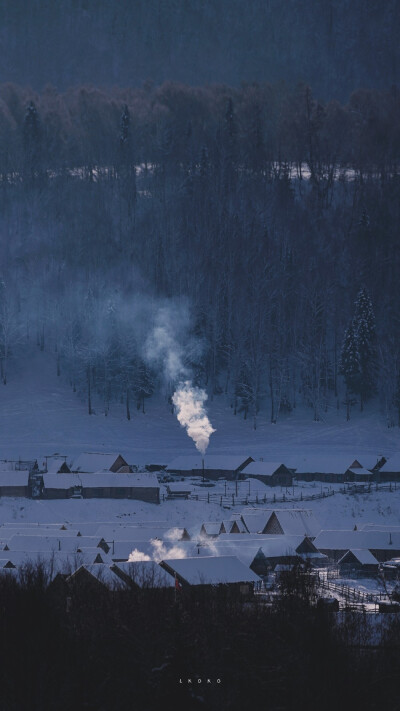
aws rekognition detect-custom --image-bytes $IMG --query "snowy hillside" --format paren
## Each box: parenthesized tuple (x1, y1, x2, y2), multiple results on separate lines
(0, 350, 399, 467)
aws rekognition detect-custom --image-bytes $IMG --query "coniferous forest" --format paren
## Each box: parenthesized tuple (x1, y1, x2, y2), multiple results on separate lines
(0, 80, 399, 425)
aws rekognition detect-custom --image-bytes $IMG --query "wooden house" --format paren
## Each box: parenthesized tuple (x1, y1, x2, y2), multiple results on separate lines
(338, 549, 380, 576)
(166, 455, 254, 481)
(240, 461, 293, 487)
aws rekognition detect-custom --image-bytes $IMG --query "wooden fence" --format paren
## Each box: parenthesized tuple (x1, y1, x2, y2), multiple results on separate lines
(187, 488, 335, 507)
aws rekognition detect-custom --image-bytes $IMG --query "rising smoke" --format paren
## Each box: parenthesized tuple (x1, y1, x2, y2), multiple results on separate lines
(144, 304, 215, 454)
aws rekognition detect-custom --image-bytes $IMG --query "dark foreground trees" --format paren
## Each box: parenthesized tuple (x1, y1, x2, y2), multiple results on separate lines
(0, 566, 399, 710)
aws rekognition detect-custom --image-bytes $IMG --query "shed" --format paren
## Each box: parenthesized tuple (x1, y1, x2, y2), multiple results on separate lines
(166, 455, 253, 481)
(166, 483, 193, 499)
(241, 461, 293, 487)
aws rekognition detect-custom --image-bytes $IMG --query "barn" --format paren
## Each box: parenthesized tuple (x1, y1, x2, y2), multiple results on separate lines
(166, 455, 253, 480)
(241, 461, 293, 487)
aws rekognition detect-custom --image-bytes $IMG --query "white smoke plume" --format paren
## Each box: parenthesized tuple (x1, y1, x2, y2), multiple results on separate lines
(144, 305, 216, 454)
(164, 527, 185, 542)
(128, 548, 151, 562)
(172, 381, 215, 455)
(150, 538, 187, 562)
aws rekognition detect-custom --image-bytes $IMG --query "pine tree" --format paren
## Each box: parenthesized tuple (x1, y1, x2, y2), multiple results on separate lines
(23, 101, 42, 183)
(352, 287, 377, 409)
(339, 322, 360, 420)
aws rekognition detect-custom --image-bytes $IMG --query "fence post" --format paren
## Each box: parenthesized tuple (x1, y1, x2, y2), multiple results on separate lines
(207, 492, 210, 503)
(232, 494, 234, 506)
(220, 496, 222, 506)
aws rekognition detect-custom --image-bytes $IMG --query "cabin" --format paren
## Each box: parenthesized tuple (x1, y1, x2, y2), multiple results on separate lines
(241, 461, 293, 487)
(338, 549, 380, 577)
(289, 454, 385, 483)
(166, 455, 253, 481)
(0, 471, 30, 497)
(72, 452, 129, 473)
(159, 555, 261, 597)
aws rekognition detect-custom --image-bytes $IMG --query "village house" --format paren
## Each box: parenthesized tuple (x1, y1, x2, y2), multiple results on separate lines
(159, 555, 261, 596)
(0, 471, 30, 498)
(239, 509, 321, 538)
(166, 455, 253, 480)
(240, 461, 293, 487)
(376, 454, 400, 482)
(337, 549, 380, 577)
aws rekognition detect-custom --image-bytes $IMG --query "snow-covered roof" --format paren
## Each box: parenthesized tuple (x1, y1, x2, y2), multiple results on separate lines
(241, 462, 287, 477)
(240, 512, 271, 534)
(0, 472, 29, 487)
(0, 527, 81, 539)
(0, 462, 29, 472)
(95, 524, 187, 542)
(380, 454, 400, 473)
(2, 535, 105, 554)
(200, 523, 222, 536)
(112, 561, 175, 588)
(44, 458, 70, 473)
(161, 556, 261, 585)
(72, 452, 127, 473)
(166, 455, 252, 472)
(166, 482, 193, 492)
(314, 530, 400, 551)
(347, 467, 373, 477)
(359, 524, 400, 532)
(288, 455, 363, 475)
(70, 564, 128, 589)
(267, 510, 321, 537)
(338, 549, 379, 565)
